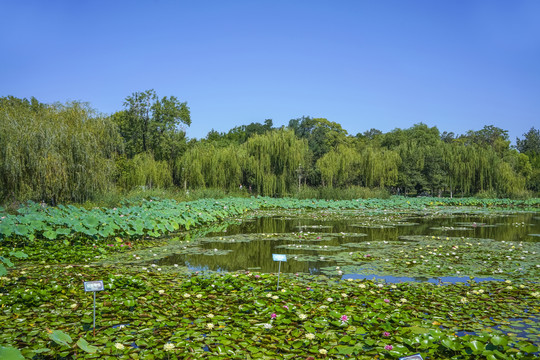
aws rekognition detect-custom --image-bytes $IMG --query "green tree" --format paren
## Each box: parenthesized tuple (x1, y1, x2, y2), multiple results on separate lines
(288, 117, 348, 159)
(381, 123, 442, 194)
(517, 127, 540, 155)
(244, 129, 309, 196)
(113, 89, 191, 161)
(0, 97, 121, 204)
(461, 125, 510, 155)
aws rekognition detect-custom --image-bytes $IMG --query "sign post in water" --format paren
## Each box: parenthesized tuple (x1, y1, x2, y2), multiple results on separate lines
(84, 281, 104, 336)
(272, 254, 287, 291)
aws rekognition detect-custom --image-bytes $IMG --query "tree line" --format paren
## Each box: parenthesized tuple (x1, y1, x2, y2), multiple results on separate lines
(1, 92, 538, 204)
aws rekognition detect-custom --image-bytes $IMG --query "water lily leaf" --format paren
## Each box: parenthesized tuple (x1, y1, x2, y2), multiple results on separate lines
(49, 330, 72, 347)
(0, 254, 14, 267)
(468, 340, 485, 353)
(490, 335, 508, 346)
(76, 337, 98, 353)
(43, 230, 57, 240)
(336, 345, 355, 354)
(83, 216, 99, 228)
(9, 251, 28, 259)
(32, 348, 51, 354)
(0, 346, 24, 360)
(518, 341, 538, 353)
(441, 337, 459, 351)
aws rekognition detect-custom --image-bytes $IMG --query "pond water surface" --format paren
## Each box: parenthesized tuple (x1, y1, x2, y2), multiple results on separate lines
(157, 210, 539, 282)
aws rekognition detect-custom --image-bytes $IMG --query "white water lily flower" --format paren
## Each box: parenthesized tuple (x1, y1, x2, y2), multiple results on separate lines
(263, 323, 273, 329)
(158, 290, 165, 294)
(114, 343, 125, 350)
(305, 333, 316, 340)
(207, 323, 214, 329)
(207, 314, 214, 318)
(164, 343, 175, 351)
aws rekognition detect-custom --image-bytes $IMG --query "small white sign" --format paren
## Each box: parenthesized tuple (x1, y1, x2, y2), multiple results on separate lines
(272, 254, 287, 262)
(399, 354, 423, 360)
(84, 281, 104, 292)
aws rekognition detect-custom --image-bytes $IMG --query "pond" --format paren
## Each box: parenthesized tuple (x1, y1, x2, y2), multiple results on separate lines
(155, 210, 539, 282)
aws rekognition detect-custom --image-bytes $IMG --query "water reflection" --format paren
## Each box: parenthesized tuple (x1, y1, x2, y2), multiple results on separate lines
(158, 212, 539, 279)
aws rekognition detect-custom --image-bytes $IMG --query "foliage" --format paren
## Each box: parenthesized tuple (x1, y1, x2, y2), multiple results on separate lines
(517, 127, 540, 155)
(0, 97, 121, 204)
(1, 197, 538, 250)
(1, 94, 538, 201)
(295, 186, 390, 200)
(244, 129, 310, 196)
(115, 153, 173, 191)
(112, 89, 190, 162)
(1, 198, 539, 358)
(0, 266, 538, 359)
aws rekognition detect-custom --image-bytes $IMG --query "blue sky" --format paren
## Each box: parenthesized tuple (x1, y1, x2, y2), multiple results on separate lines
(1, 0, 539, 142)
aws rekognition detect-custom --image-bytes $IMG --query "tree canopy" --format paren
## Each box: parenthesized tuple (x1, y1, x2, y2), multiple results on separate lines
(0, 94, 537, 203)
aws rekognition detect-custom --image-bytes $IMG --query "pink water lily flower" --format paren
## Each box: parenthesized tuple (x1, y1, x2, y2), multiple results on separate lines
(383, 331, 390, 337)
(384, 344, 393, 350)
(271, 313, 277, 319)
(340, 315, 349, 322)
(384, 299, 390, 303)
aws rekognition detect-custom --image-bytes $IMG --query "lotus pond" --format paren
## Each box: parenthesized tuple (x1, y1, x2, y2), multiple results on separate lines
(0, 197, 539, 359)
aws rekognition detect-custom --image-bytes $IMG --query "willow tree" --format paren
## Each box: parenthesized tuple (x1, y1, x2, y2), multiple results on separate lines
(358, 146, 401, 188)
(316, 144, 400, 189)
(316, 145, 359, 187)
(116, 153, 172, 190)
(0, 97, 122, 203)
(178, 143, 245, 191)
(243, 129, 309, 196)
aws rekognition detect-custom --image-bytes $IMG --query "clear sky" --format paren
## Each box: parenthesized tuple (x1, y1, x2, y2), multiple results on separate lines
(1, 0, 539, 142)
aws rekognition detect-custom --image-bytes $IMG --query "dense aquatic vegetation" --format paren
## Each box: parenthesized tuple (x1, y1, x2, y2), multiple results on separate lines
(1, 197, 538, 250)
(0, 197, 539, 359)
(0, 268, 538, 359)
